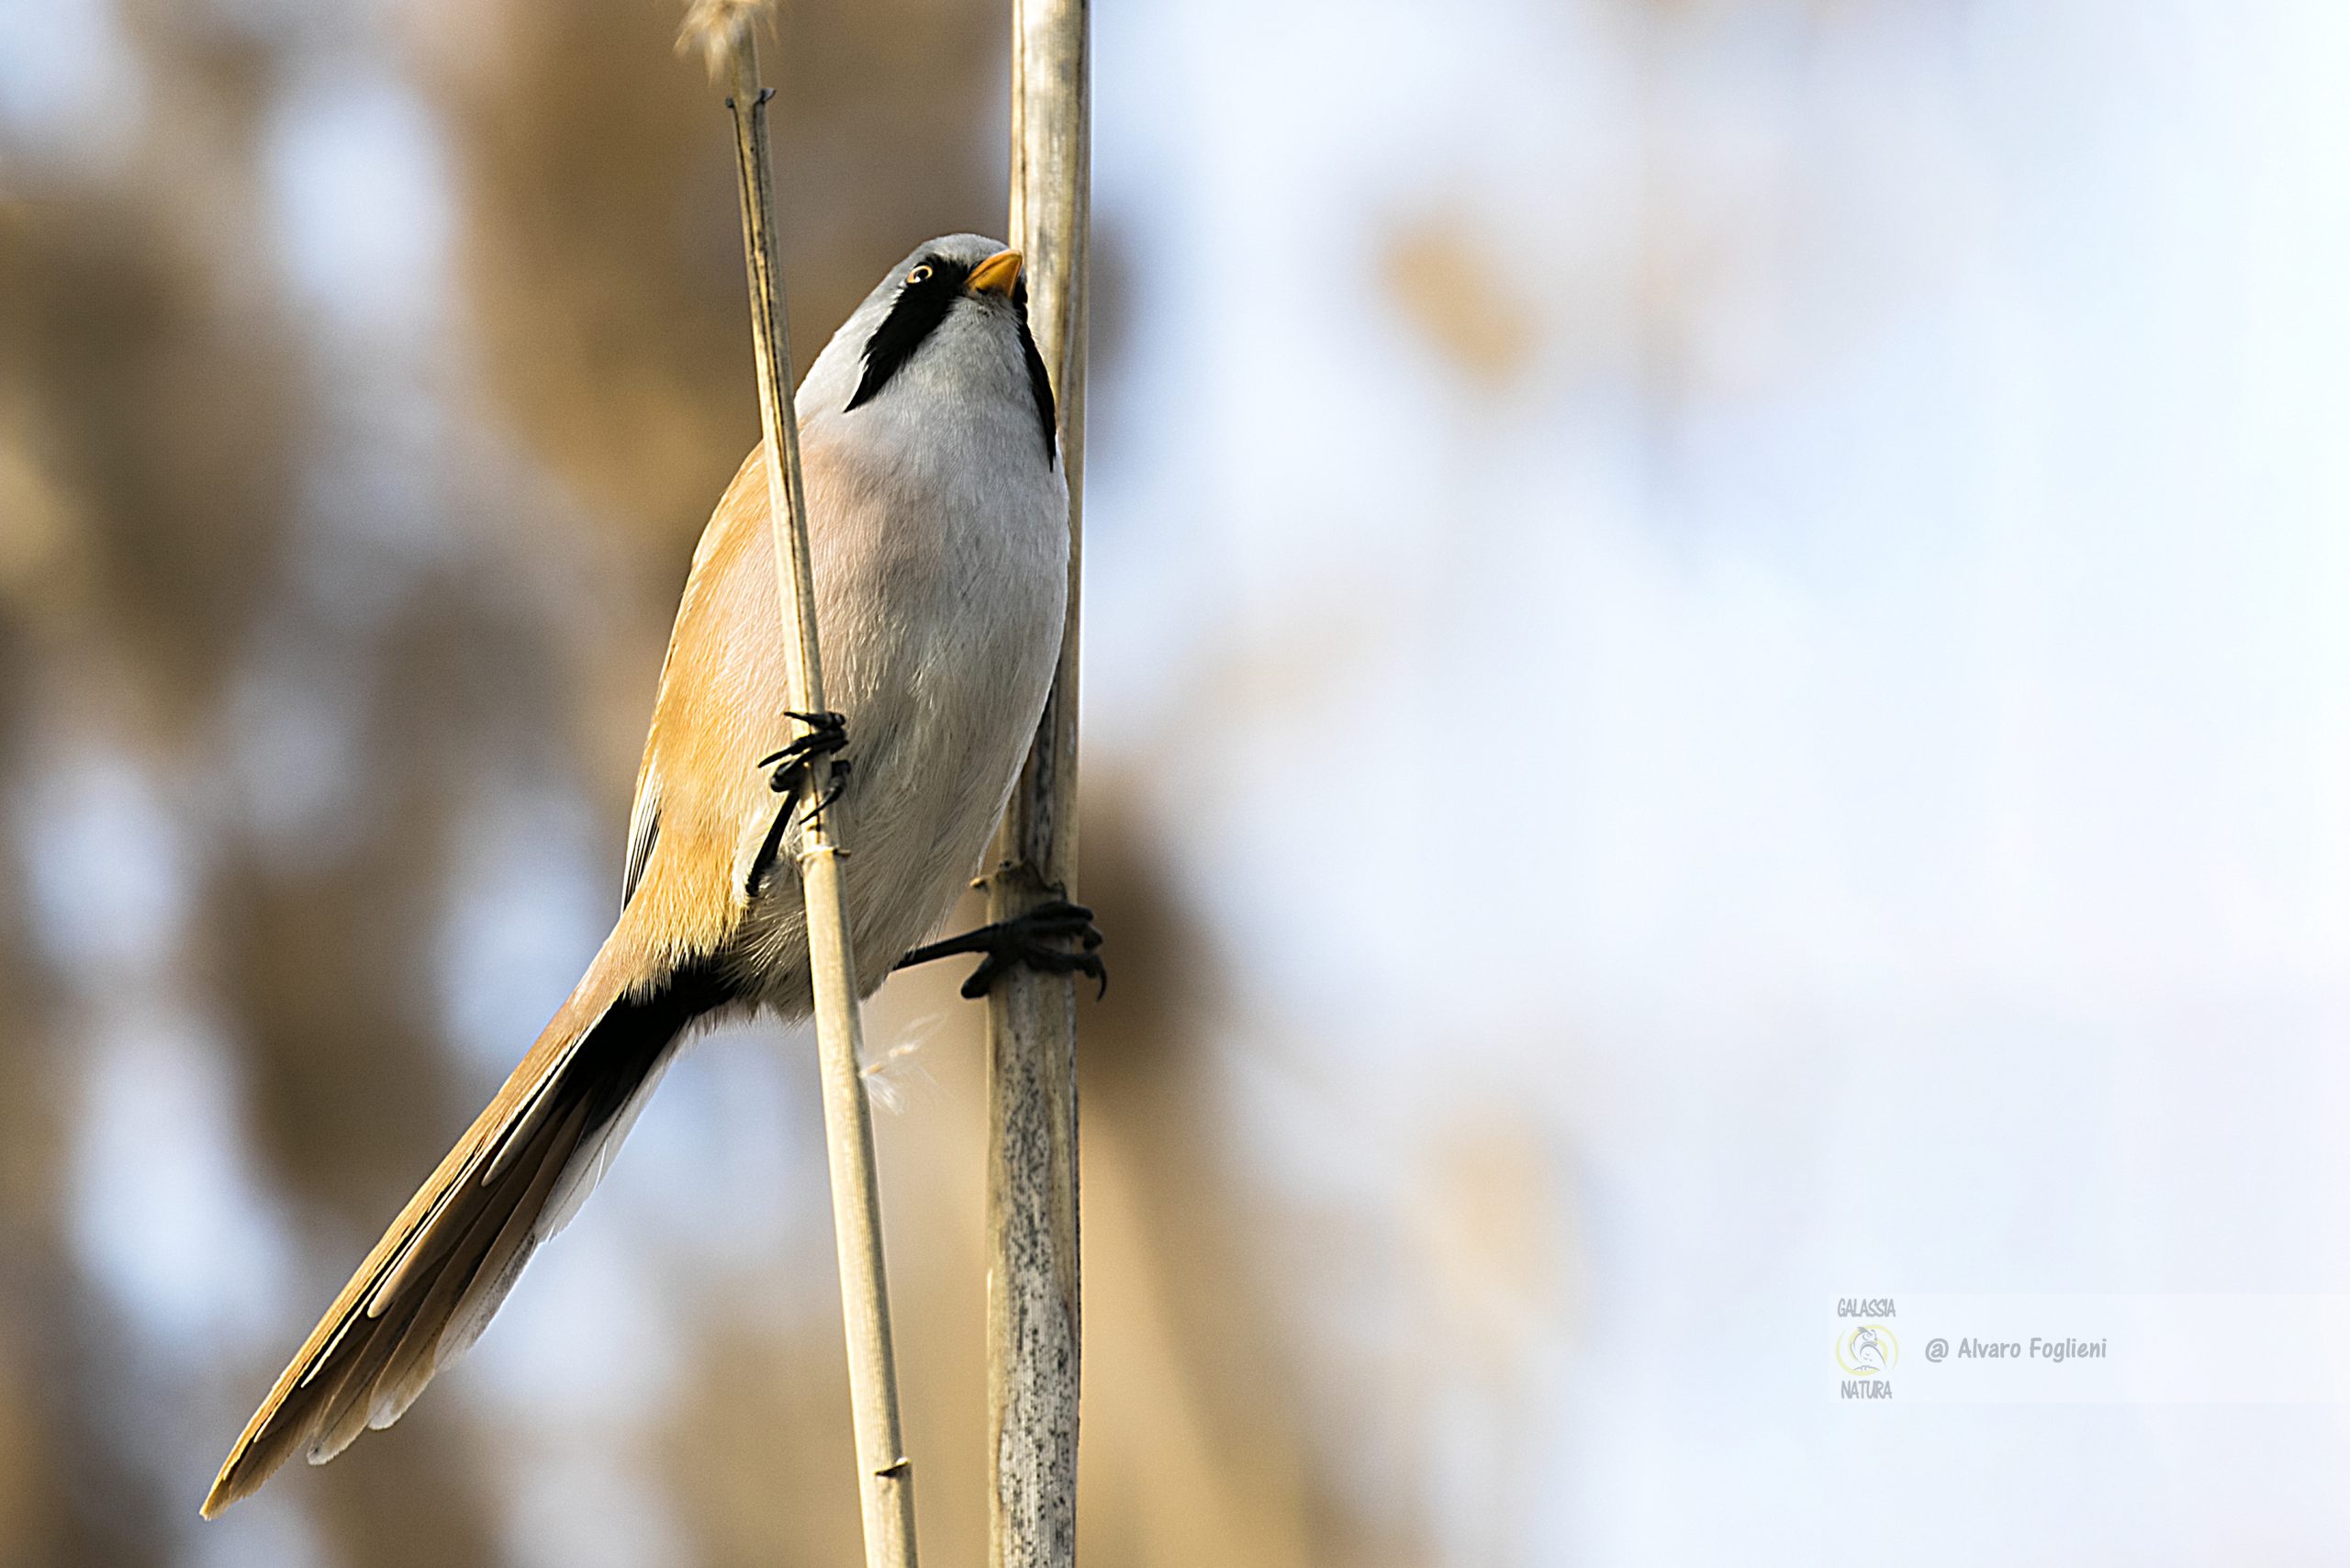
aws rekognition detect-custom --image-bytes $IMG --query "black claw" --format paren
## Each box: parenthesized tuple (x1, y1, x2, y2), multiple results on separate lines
(745, 713, 851, 896)
(894, 899, 1107, 1000)
(761, 711, 849, 818)
(760, 711, 848, 788)
(804, 756, 851, 825)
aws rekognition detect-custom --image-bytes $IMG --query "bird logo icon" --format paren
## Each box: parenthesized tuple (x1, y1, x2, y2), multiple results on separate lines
(1837, 1324, 1900, 1376)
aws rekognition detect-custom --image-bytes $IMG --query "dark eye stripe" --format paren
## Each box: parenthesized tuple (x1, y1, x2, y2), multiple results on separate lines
(845, 256, 968, 411)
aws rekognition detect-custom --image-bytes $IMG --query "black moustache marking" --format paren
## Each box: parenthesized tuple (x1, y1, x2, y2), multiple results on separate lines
(845, 254, 1058, 470)
(846, 254, 970, 412)
(1013, 273, 1058, 468)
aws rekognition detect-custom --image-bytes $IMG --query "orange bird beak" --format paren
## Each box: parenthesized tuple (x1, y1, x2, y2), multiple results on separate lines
(967, 249, 1023, 297)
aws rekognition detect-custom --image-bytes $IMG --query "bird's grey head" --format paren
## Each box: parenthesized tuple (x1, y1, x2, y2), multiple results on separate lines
(800, 234, 1058, 468)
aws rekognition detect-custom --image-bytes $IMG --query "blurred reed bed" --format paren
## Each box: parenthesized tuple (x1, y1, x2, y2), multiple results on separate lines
(0, 3, 1462, 1565)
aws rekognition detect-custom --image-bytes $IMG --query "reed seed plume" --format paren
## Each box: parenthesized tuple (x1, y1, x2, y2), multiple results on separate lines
(677, 0, 772, 79)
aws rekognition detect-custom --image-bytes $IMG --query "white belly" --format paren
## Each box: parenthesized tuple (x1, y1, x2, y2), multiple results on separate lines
(734, 420, 1068, 1003)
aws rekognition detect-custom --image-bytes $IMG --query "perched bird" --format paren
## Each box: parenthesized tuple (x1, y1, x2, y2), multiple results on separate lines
(203, 234, 1102, 1516)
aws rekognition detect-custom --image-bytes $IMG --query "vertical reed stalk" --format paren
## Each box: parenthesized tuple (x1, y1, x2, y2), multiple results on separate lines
(704, 16, 921, 1568)
(987, 1, 1090, 1563)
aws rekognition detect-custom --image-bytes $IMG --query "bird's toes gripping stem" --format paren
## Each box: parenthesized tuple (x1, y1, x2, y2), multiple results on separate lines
(758, 711, 850, 823)
(892, 898, 1107, 1001)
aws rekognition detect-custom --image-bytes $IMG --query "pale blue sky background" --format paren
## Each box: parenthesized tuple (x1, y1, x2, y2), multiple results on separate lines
(1082, 4, 2350, 1560)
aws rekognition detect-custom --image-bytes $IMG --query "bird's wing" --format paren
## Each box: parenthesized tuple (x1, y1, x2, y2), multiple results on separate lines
(618, 450, 766, 908)
(621, 442, 817, 936)
(621, 779, 661, 908)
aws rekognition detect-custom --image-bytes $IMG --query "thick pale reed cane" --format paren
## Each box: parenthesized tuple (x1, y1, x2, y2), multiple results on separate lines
(986, 2, 1090, 1564)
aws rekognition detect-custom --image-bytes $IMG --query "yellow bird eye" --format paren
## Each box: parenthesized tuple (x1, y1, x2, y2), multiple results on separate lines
(906, 264, 934, 285)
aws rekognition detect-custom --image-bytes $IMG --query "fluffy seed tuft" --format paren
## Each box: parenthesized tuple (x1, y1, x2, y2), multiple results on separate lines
(677, 0, 771, 79)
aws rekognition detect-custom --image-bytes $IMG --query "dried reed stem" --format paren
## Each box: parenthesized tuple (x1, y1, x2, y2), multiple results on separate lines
(986, 1, 1090, 1563)
(706, 20, 921, 1568)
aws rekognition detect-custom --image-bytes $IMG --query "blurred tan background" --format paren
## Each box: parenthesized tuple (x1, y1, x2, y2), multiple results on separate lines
(11, 0, 2350, 1563)
(0, 2, 1478, 1564)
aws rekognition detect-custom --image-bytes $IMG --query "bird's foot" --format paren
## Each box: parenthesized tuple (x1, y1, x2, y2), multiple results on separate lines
(893, 900, 1106, 1000)
(744, 713, 850, 896)
(759, 711, 850, 823)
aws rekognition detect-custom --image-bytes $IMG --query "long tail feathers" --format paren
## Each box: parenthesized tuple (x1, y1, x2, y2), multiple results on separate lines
(201, 953, 730, 1518)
